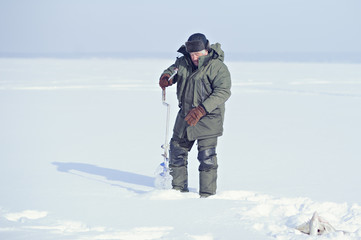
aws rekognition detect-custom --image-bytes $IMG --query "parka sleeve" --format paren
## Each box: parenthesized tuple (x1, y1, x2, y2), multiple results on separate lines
(161, 58, 181, 84)
(201, 63, 231, 113)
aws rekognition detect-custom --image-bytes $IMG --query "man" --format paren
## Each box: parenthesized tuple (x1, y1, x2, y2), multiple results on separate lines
(159, 33, 231, 197)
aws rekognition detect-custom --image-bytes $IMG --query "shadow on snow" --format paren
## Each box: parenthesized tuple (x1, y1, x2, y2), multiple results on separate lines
(52, 162, 155, 194)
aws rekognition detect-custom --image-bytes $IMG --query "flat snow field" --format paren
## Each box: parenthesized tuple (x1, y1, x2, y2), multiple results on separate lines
(1, 58, 361, 239)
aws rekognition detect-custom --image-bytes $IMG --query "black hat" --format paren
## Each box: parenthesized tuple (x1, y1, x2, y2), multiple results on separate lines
(185, 33, 209, 53)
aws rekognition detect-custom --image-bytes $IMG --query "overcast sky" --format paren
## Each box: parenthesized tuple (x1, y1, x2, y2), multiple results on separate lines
(0, 0, 360, 59)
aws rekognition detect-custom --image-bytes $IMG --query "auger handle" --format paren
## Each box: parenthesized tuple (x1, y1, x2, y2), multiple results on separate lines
(162, 68, 178, 102)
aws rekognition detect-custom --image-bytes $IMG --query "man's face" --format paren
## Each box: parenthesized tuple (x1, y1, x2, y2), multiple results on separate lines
(189, 50, 208, 66)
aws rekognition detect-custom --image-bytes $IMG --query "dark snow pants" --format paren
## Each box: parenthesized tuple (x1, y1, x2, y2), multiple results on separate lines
(169, 136, 218, 196)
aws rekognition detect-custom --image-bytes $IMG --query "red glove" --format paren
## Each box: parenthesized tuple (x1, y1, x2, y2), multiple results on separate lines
(159, 74, 173, 90)
(185, 105, 206, 126)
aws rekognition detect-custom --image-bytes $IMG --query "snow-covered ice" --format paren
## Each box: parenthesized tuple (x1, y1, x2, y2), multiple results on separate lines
(1, 58, 361, 239)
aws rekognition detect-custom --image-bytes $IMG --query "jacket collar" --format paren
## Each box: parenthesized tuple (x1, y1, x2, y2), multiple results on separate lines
(177, 45, 213, 69)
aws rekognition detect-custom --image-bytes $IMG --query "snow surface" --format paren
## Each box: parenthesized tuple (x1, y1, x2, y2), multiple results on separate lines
(1, 58, 361, 239)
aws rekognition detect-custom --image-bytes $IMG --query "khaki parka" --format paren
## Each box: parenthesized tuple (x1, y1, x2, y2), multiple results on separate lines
(162, 43, 231, 141)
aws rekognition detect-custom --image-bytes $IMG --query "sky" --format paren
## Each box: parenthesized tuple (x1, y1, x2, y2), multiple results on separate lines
(0, 0, 360, 60)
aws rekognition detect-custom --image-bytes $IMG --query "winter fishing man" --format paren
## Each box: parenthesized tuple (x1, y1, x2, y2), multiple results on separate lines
(159, 33, 231, 197)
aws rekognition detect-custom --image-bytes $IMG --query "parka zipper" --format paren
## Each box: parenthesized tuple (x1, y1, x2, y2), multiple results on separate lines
(181, 53, 211, 108)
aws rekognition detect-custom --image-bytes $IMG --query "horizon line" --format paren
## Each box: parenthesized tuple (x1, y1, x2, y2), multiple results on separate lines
(0, 51, 360, 63)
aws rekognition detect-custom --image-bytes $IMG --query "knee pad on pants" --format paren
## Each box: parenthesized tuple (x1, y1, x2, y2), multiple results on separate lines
(169, 141, 189, 167)
(198, 148, 218, 171)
